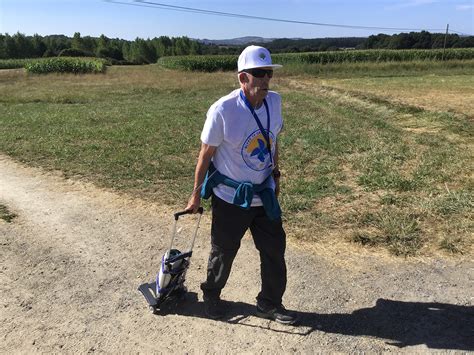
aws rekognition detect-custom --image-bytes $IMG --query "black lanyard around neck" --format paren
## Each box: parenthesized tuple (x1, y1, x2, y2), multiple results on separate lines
(239, 90, 273, 166)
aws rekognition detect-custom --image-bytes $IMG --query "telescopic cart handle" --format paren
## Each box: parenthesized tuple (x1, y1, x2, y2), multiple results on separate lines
(174, 207, 204, 220)
(167, 207, 204, 256)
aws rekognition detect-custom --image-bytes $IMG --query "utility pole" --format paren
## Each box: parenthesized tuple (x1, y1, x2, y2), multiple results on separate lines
(442, 23, 449, 60)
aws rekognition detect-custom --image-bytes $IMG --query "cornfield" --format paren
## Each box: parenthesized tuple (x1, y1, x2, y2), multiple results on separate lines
(0, 58, 37, 69)
(24, 57, 107, 74)
(158, 48, 474, 72)
(157, 55, 236, 72)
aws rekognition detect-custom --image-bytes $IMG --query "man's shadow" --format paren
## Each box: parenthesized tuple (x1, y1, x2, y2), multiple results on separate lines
(157, 293, 473, 350)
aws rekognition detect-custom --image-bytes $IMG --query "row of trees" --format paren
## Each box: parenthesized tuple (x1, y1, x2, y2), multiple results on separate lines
(262, 37, 366, 53)
(259, 32, 474, 53)
(1, 31, 473, 63)
(0, 32, 207, 63)
(360, 31, 474, 50)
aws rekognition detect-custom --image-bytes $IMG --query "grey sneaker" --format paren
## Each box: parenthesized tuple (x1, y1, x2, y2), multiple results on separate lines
(256, 304, 298, 325)
(203, 297, 225, 320)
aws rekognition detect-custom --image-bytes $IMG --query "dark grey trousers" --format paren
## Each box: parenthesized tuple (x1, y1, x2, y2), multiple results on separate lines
(200, 195, 287, 309)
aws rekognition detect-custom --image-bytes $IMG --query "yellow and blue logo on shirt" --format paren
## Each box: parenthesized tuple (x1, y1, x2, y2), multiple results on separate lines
(241, 129, 274, 171)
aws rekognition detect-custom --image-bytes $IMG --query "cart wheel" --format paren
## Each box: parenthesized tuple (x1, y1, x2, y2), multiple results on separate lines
(149, 305, 158, 314)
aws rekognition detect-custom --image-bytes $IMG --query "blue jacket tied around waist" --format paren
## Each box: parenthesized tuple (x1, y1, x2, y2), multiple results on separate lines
(200, 163, 282, 220)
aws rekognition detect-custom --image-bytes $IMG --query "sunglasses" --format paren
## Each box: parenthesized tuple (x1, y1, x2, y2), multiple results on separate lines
(242, 68, 273, 78)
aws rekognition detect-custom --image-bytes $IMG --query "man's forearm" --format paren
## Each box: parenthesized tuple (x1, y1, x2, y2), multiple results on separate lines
(192, 152, 212, 195)
(186, 143, 216, 212)
(197, 144, 217, 186)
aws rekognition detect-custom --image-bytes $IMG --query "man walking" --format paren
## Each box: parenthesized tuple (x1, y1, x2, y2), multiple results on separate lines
(186, 45, 296, 325)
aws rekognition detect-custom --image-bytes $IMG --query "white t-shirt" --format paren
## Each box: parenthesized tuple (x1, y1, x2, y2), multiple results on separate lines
(201, 89, 283, 206)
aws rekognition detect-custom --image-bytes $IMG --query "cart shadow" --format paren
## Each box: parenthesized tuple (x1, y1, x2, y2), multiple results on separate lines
(157, 293, 474, 350)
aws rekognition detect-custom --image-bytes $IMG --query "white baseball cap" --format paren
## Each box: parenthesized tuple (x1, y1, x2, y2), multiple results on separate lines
(237, 45, 282, 72)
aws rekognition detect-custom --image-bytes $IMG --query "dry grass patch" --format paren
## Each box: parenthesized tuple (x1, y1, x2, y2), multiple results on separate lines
(279, 75, 472, 256)
(321, 74, 474, 118)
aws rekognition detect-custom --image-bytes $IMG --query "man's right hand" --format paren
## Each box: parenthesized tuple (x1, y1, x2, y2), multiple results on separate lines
(185, 192, 201, 214)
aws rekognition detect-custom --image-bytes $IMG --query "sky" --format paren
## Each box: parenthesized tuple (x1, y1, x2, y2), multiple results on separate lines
(1, 0, 473, 40)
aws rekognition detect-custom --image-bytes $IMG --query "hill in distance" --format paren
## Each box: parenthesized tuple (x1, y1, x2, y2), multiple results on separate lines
(198, 36, 282, 45)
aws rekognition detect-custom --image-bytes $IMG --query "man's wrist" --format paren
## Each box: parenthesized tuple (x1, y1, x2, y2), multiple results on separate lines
(273, 168, 281, 179)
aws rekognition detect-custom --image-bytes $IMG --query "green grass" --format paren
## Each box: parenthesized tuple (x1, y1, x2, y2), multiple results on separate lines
(0, 204, 17, 223)
(0, 66, 236, 204)
(351, 207, 423, 256)
(278, 59, 474, 78)
(0, 62, 472, 256)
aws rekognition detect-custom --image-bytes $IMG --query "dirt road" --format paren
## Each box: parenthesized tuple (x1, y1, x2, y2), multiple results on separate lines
(1, 154, 473, 353)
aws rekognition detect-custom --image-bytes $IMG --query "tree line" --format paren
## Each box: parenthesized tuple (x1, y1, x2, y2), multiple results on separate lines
(0, 32, 207, 64)
(0, 31, 472, 63)
(261, 32, 473, 52)
(359, 31, 474, 50)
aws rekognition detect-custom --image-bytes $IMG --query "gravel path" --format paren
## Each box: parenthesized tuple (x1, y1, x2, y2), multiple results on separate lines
(1, 154, 473, 353)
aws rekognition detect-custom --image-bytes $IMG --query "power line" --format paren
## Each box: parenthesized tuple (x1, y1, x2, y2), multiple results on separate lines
(105, 0, 452, 33)
(449, 29, 473, 36)
(105, 0, 473, 36)
(103, 0, 220, 16)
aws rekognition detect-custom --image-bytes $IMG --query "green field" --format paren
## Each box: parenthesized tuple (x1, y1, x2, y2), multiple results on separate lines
(157, 48, 474, 71)
(0, 61, 472, 256)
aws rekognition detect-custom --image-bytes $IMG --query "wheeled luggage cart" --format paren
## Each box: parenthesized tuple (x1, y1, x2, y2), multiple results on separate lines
(138, 207, 204, 314)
